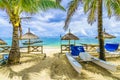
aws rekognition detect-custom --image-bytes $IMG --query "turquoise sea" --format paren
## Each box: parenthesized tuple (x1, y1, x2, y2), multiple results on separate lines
(2, 36, 120, 47)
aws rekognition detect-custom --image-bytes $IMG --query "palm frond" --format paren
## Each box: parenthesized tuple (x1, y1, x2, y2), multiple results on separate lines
(38, 0, 65, 11)
(64, 0, 81, 30)
(20, 0, 65, 14)
(20, 0, 40, 13)
(0, 0, 5, 9)
(104, 0, 112, 18)
(83, 0, 93, 13)
(87, 0, 97, 25)
(110, 0, 120, 18)
(56, 0, 62, 3)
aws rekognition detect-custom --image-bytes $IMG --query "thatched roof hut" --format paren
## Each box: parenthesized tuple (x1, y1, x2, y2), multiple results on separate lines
(61, 29, 79, 45)
(21, 28, 39, 40)
(96, 29, 116, 39)
(60, 29, 79, 53)
(61, 30, 79, 40)
(61, 32, 79, 40)
(21, 28, 39, 53)
(0, 39, 7, 45)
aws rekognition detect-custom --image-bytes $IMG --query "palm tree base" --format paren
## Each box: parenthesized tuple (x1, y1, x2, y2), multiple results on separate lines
(8, 49, 20, 65)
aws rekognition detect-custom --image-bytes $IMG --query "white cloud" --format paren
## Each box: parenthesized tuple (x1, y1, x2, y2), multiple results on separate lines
(0, 17, 10, 26)
(0, 0, 120, 39)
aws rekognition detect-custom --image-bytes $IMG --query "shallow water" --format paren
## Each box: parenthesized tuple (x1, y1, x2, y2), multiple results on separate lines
(2, 36, 120, 47)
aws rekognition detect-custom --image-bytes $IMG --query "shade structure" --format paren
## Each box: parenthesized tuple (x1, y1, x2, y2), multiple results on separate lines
(61, 29, 79, 53)
(96, 28, 116, 39)
(0, 39, 7, 45)
(21, 28, 39, 40)
(21, 28, 39, 53)
(61, 30, 79, 40)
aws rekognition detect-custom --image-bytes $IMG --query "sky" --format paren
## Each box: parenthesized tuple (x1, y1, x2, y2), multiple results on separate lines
(0, 0, 120, 39)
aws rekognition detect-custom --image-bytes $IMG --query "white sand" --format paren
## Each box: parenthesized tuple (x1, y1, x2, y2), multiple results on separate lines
(29, 69, 52, 80)
(0, 47, 120, 80)
(43, 46, 60, 57)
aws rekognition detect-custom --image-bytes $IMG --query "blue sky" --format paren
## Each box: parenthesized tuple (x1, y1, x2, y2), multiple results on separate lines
(0, 0, 120, 39)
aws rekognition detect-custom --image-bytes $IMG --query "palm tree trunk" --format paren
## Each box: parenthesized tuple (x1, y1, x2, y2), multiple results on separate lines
(8, 24, 20, 64)
(98, 0, 106, 61)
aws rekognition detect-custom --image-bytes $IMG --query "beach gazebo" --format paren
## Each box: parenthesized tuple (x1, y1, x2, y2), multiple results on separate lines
(96, 28, 116, 39)
(0, 39, 7, 45)
(61, 29, 79, 53)
(21, 28, 39, 53)
(0, 39, 10, 53)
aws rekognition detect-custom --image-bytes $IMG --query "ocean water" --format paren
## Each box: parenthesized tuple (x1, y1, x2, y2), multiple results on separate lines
(2, 37, 120, 47)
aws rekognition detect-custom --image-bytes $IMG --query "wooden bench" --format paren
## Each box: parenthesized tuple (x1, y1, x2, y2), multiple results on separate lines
(0, 46, 11, 53)
(61, 44, 70, 53)
(30, 46, 43, 54)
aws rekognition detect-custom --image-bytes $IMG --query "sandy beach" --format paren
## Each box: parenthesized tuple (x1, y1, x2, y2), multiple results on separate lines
(0, 47, 120, 80)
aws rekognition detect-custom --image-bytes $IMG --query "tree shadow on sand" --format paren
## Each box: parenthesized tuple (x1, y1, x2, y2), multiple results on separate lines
(0, 53, 48, 80)
(0, 53, 120, 80)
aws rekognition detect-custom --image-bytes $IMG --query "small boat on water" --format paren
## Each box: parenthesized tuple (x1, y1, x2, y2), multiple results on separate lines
(66, 53, 82, 73)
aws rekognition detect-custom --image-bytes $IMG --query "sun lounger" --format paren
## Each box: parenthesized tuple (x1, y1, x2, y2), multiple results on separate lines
(79, 52, 93, 61)
(3, 54, 9, 60)
(70, 45, 85, 57)
(72, 45, 117, 71)
(79, 52, 117, 71)
(105, 43, 120, 57)
(66, 53, 82, 73)
(0, 54, 8, 65)
(92, 57, 117, 71)
(105, 43, 119, 52)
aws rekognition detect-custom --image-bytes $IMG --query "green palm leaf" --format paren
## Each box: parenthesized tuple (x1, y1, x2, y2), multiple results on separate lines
(64, 0, 81, 30)
(0, 0, 65, 64)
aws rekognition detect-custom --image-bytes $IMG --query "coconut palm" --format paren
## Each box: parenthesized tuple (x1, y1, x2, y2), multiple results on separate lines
(0, 0, 64, 64)
(64, 0, 120, 60)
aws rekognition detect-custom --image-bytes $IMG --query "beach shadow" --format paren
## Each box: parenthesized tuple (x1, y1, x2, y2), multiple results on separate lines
(0, 53, 120, 80)
(0, 53, 47, 80)
(50, 54, 82, 80)
(80, 61, 120, 80)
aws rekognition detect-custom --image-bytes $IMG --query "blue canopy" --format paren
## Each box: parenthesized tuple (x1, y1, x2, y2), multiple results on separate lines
(104, 43, 119, 52)
(3, 54, 9, 60)
(70, 45, 85, 56)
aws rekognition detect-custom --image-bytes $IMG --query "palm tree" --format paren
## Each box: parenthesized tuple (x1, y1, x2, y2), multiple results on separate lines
(64, 0, 120, 60)
(0, 0, 64, 64)
(83, 0, 120, 61)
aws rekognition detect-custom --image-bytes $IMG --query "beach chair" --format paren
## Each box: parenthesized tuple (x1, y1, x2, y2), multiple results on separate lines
(104, 43, 120, 57)
(66, 53, 82, 73)
(70, 45, 85, 57)
(64, 45, 84, 73)
(0, 54, 9, 65)
(70, 45, 93, 61)
(3, 54, 9, 60)
(70, 45, 117, 71)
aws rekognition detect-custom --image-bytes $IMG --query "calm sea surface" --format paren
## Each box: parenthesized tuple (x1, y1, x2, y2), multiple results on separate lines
(2, 37, 120, 47)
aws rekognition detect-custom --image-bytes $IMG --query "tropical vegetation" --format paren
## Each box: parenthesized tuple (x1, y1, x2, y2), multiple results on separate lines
(0, 0, 64, 64)
(64, 0, 120, 60)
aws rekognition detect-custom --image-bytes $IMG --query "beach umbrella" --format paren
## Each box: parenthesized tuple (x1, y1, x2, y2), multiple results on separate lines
(96, 28, 116, 39)
(0, 39, 7, 45)
(61, 29, 79, 39)
(61, 29, 79, 52)
(21, 28, 39, 53)
(21, 29, 39, 40)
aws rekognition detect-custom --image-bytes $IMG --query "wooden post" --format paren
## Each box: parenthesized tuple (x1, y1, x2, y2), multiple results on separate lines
(69, 29, 71, 53)
(69, 40, 70, 53)
(74, 40, 75, 45)
(28, 39, 30, 53)
(61, 45, 62, 54)
(60, 35, 62, 54)
(41, 46, 43, 54)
